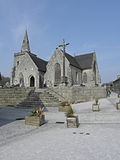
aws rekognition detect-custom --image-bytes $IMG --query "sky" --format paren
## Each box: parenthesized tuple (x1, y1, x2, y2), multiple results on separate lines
(0, 0, 120, 83)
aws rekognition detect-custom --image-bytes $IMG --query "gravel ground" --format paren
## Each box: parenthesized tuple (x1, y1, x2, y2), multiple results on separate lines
(0, 92, 120, 160)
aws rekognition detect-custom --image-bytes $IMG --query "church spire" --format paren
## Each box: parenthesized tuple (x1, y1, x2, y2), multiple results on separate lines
(21, 30, 30, 52)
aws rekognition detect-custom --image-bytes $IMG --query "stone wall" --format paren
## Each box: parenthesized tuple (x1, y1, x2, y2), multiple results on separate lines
(82, 53, 101, 87)
(44, 49, 71, 87)
(0, 86, 106, 107)
(44, 48, 82, 87)
(11, 52, 41, 88)
(0, 88, 31, 106)
(48, 86, 107, 103)
(71, 65, 82, 85)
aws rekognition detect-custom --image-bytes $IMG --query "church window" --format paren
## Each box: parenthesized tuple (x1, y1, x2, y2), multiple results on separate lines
(17, 61, 19, 66)
(54, 63, 61, 85)
(83, 72, 87, 83)
(19, 73, 24, 87)
(93, 62, 97, 84)
(76, 72, 78, 83)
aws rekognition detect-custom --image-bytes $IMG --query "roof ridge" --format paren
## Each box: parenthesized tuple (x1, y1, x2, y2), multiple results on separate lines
(75, 52, 95, 57)
(30, 53, 48, 63)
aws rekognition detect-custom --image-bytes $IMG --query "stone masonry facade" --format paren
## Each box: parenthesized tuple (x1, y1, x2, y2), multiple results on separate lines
(11, 31, 101, 89)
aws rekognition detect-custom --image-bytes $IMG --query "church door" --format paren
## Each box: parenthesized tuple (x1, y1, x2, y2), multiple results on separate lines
(30, 76, 35, 87)
(54, 63, 61, 86)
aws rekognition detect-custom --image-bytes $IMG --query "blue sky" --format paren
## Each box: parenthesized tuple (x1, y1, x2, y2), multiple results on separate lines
(0, 0, 120, 83)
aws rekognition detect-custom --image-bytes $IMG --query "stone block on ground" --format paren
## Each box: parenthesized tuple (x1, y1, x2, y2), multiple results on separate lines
(25, 115, 45, 126)
(66, 116, 79, 128)
(92, 104, 100, 112)
(116, 103, 120, 110)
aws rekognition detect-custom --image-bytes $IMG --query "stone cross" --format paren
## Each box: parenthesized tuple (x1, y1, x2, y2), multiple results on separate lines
(58, 39, 70, 83)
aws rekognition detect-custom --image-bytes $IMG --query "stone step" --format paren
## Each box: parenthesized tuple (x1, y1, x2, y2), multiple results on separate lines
(0, 88, 61, 107)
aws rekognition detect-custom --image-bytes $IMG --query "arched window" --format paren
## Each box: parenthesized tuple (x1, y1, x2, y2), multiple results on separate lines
(76, 72, 78, 83)
(19, 73, 24, 87)
(93, 62, 97, 84)
(30, 76, 35, 87)
(83, 72, 87, 83)
(54, 63, 61, 85)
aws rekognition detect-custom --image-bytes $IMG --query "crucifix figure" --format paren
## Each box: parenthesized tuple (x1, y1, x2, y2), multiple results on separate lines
(58, 39, 70, 84)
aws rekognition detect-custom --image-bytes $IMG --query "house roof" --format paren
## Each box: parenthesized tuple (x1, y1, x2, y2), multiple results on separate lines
(74, 52, 94, 69)
(113, 78, 120, 84)
(29, 53, 48, 72)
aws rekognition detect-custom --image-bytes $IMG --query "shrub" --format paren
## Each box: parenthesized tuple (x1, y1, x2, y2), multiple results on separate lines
(95, 98, 99, 105)
(66, 106, 74, 117)
(27, 107, 44, 117)
(61, 101, 70, 107)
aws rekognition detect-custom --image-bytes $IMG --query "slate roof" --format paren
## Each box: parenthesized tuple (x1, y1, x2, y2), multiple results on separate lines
(29, 49, 94, 72)
(29, 53, 48, 72)
(113, 78, 120, 83)
(63, 49, 94, 70)
(64, 53, 81, 69)
(74, 53, 94, 69)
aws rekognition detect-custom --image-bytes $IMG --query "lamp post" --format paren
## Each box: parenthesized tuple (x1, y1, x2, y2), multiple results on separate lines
(58, 39, 69, 84)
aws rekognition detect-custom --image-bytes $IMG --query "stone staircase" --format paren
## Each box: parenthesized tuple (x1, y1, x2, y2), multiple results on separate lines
(17, 89, 61, 108)
(0, 88, 62, 108)
(16, 90, 42, 108)
(38, 89, 61, 107)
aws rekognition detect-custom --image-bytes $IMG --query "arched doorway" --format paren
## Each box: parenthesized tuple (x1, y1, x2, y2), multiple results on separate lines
(30, 76, 35, 87)
(54, 63, 61, 86)
(19, 73, 24, 87)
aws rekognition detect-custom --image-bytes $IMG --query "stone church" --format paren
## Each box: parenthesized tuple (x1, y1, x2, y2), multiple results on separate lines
(11, 31, 101, 88)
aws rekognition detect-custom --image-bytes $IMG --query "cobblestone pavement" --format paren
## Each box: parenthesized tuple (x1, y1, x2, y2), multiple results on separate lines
(0, 92, 120, 160)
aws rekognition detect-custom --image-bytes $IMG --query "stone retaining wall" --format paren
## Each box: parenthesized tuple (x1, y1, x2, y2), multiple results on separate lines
(0, 86, 107, 107)
(48, 86, 107, 103)
(0, 88, 31, 106)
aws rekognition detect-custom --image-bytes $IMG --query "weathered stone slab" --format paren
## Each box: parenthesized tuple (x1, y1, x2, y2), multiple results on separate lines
(116, 103, 120, 110)
(92, 104, 100, 112)
(66, 116, 79, 128)
(25, 115, 45, 126)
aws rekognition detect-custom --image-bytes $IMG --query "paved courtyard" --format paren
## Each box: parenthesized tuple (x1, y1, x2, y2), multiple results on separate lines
(0, 92, 120, 160)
